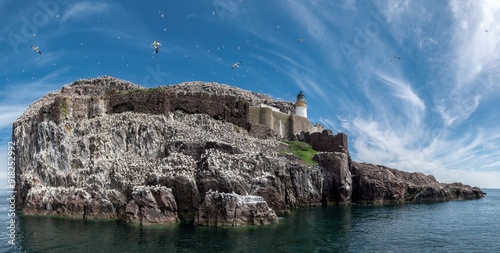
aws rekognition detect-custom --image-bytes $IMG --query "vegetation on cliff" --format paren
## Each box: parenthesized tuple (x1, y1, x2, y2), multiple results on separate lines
(281, 141, 317, 165)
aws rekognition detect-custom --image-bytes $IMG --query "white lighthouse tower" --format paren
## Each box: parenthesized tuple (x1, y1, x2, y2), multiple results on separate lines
(295, 91, 307, 118)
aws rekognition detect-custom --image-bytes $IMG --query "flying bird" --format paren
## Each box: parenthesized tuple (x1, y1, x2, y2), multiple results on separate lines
(231, 61, 242, 69)
(151, 40, 161, 54)
(297, 38, 304, 43)
(31, 46, 41, 54)
(390, 56, 401, 62)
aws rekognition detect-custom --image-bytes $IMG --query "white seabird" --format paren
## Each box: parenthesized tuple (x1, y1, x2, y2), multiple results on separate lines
(31, 46, 41, 54)
(151, 40, 161, 54)
(231, 61, 242, 69)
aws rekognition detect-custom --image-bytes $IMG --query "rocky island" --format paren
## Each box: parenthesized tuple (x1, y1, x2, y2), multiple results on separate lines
(12, 76, 484, 226)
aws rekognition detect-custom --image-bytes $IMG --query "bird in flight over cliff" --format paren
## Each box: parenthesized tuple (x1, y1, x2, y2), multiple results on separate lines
(231, 61, 242, 69)
(31, 46, 41, 54)
(151, 40, 161, 54)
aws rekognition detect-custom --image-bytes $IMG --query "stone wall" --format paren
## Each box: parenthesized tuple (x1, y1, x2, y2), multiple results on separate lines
(300, 130, 348, 155)
(248, 106, 324, 139)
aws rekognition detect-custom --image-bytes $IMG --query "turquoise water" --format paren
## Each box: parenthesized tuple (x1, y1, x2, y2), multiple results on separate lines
(1, 189, 499, 253)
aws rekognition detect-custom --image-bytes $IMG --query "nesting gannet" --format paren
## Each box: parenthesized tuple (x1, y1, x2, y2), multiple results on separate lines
(31, 46, 41, 54)
(151, 40, 161, 54)
(231, 61, 242, 69)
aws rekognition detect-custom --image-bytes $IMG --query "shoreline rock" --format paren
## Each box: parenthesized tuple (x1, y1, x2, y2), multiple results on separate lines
(12, 76, 485, 225)
(195, 191, 278, 226)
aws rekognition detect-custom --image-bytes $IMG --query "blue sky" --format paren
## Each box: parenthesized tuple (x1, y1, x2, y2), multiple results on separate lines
(1, 0, 499, 188)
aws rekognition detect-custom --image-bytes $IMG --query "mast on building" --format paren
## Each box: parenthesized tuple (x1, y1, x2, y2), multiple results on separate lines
(295, 91, 307, 118)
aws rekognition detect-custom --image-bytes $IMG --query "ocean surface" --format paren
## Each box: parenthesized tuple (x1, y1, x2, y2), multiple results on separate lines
(0, 189, 498, 253)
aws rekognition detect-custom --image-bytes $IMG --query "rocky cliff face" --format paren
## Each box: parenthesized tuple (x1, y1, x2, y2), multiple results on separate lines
(349, 162, 484, 204)
(12, 76, 484, 226)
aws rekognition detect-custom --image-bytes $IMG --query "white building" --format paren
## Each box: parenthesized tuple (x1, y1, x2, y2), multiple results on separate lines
(295, 91, 307, 118)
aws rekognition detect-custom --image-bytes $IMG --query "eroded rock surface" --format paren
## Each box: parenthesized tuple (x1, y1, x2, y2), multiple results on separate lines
(195, 191, 278, 226)
(350, 162, 485, 204)
(12, 76, 484, 225)
(125, 186, 178, 224)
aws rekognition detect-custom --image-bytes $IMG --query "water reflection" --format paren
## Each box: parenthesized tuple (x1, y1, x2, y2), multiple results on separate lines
(15, 206, 357, 253)
(10, 191, 500, 253)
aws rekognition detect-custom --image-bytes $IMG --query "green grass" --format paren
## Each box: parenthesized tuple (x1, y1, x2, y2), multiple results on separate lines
(60, 99, 67, 118)
(281, 141, 317, 165)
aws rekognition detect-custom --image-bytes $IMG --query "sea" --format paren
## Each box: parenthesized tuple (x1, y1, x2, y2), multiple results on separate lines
(0, 189, 498, 253)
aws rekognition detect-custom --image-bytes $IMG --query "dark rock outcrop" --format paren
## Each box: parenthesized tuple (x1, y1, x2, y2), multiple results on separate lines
(195, 191, 278, 226)
(12, 76, 484, 226)
(314, 152, 352, 204)
(350, 162, 485, 204)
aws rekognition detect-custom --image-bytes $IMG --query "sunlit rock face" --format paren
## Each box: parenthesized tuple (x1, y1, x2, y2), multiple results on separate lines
(12, 76, 484, 225)
(12, 76, 322, 225)
(194, 191, 278, 226)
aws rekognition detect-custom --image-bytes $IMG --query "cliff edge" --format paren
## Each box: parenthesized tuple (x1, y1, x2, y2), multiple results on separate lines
(12, 76, 484, 226)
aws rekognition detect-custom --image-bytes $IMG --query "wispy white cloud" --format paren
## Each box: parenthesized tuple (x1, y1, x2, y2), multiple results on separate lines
(62, 2, 113, 22)
(0, 107, 25, 130)
(345, 114, 500, 188)
(436, 95, 480, 126)
(1, 68, 70, 115)
(324, 0, 498, 188)
(433, 0, 500, 126)
(212, 0, 247, 22)
(382, 0, 410, 23)
(375, 72, 425, 126)
(281, 0, 348, 70)
(449, 1, 500, 88)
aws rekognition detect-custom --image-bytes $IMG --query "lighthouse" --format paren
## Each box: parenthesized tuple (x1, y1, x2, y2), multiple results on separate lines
(295, 91, 307, 118)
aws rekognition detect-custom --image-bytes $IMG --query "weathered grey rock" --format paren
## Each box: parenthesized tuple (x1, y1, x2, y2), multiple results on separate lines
(195, 191, 278, 226)
(13, 76, 320, 225)
(12, 76, 484, 226)
(125, 186, 178, 225)
(23, 185, 124, 219)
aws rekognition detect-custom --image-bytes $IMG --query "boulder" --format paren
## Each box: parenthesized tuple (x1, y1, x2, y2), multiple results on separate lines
(125, 186, 179, 225)
(195, 191, 278, 226)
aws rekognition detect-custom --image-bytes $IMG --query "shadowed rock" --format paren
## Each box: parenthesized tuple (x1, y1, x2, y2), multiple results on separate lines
(350, 162, 484, 204)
